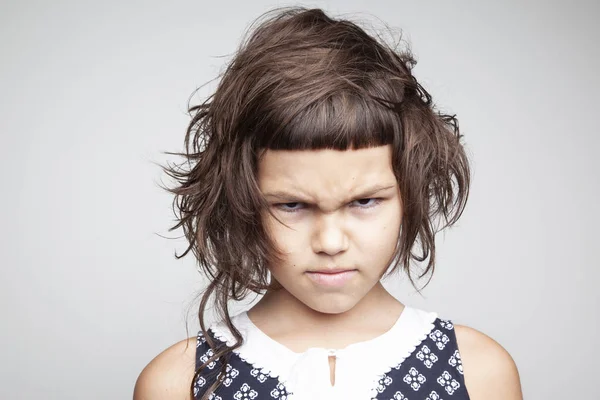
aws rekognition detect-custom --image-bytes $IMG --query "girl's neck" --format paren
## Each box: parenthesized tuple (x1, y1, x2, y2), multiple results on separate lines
(246, 281, 405, 341)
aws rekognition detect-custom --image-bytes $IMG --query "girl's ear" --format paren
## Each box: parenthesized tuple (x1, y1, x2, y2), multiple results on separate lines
(266, 275, 284, 291)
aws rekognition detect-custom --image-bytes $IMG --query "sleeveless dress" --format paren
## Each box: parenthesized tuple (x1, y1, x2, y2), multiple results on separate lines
(193, 305, 471, 400)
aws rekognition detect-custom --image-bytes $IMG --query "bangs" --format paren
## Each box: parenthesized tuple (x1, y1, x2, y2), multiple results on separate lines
(255, 91, 402, 151)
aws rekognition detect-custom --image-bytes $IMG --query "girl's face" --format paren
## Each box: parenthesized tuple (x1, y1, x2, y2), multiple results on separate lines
(257, 145, 403, 314)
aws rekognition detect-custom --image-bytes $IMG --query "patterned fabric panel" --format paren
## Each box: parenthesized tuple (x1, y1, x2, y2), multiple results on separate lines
(371, 318, 471, 400)
(193, 329, 294, 400)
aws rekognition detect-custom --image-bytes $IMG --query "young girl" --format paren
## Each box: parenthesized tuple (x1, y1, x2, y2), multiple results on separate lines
(134, 6, 522, 400)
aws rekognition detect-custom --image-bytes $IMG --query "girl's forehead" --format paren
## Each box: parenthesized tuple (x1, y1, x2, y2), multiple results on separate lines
(257, 145, 396, 191)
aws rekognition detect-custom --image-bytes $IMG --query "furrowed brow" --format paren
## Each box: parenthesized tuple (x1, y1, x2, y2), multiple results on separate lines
(355, 184, 396, 198)
(262, 184, 396, 202)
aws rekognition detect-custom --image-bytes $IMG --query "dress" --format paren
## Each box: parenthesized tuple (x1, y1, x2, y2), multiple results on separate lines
(193, 305, 471, 400)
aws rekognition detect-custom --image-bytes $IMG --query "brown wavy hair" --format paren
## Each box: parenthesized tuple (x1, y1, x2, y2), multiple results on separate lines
(158, 6, 471, 399)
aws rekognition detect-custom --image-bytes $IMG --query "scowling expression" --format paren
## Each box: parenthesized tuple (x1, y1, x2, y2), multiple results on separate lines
(257, 144, 403, 315)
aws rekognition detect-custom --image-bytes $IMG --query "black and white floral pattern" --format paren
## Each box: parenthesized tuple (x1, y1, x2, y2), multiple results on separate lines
(369, 318, 470, 399)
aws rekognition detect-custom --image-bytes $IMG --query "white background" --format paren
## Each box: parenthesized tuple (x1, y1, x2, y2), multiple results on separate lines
(1, 0, 598, 398)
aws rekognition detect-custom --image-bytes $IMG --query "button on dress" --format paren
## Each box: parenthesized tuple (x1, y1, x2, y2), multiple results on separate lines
(193, 305, 471, 399)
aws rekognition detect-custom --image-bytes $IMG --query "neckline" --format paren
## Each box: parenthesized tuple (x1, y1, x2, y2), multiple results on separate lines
(237, 305, 409, 356)
(207, 304, 440, 395)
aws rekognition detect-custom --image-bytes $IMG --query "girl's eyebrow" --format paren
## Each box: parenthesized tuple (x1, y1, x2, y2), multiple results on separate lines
(263, 183, 397, 202)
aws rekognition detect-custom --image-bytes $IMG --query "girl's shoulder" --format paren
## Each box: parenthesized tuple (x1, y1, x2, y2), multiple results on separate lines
(133, 336, 197, 400)
(453, 323, 523, 399)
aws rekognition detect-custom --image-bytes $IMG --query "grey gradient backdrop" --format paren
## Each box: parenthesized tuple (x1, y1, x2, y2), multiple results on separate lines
(1, 0, 598, 398)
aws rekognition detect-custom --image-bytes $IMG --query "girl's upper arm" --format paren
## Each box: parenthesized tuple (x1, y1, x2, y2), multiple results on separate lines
(133, 337, 197, 400)
(455, 324, 523, 400)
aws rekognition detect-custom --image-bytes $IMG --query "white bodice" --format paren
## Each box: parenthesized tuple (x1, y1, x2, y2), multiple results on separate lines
(208, 305, 439, 400)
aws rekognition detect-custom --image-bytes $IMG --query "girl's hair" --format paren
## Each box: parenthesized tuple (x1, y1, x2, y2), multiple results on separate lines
(159, 6, 471, 399)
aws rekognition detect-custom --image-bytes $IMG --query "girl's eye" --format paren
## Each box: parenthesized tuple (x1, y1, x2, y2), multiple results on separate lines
(277, 202, 303, 212)
(353, 198, 379, 207)
(274, 198, 382, 213)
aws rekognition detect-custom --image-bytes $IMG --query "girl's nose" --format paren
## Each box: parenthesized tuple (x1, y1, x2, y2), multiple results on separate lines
(311, 214, 349, 255)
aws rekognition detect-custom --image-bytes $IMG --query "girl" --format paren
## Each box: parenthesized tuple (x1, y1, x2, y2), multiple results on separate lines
(134, 6, 522, 400)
